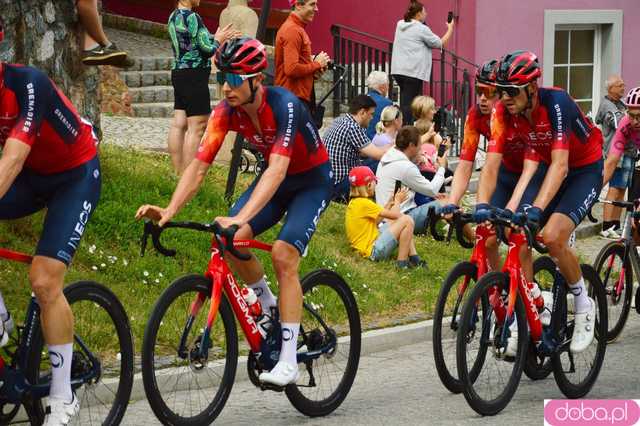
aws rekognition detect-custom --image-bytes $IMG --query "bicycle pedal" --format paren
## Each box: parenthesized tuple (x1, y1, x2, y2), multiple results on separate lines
(260, 382, 285, 393)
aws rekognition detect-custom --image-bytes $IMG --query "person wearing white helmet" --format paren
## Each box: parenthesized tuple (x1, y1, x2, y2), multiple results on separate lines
(603, 87, 640, 187)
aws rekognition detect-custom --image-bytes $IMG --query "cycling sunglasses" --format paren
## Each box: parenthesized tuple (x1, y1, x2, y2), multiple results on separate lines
(496, 84, 528, 98)
(225, 72, 260, 88)
(475, 85, 498, 99)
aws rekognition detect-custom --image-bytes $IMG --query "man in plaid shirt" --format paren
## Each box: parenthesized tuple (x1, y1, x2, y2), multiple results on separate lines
(324, 95, 388, 201)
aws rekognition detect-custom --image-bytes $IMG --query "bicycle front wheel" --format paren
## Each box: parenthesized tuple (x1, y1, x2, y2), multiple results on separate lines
(432, 261, 484, 394)
(27, 281, 134, 425)
(457, 271, 528, 416)
(552, 264, 608, 399)
(593, 241, 633, 341)
(285, 269, 361, 417)
(141, 274, 238, 425)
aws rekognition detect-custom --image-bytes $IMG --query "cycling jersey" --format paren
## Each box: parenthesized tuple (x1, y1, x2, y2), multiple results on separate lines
(197, 86, 329, 175)
(0, 64, 97, 174)
(488, 102, 541, 173)
(459, 105, 490, 162)
(608, 115, 640, 158)
(491, 87, 602, 168)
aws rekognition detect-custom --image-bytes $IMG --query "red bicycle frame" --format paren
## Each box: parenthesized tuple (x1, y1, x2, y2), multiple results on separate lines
(456, 225, 495, 299)
(189, 236, 273, 353)
(496, 231, 543, 341)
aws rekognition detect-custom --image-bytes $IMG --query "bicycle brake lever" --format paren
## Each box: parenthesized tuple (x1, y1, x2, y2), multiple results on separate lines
(140, 221, 152, 257)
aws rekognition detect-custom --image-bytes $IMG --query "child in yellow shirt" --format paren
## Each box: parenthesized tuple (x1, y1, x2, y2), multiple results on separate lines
(345, 166, 426, 268)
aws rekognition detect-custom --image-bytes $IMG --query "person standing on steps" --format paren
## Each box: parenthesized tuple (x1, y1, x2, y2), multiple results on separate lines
(167, 0, 240, 174)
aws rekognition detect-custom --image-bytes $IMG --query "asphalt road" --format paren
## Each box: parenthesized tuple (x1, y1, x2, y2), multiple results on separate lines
(122, 316, 640, 426)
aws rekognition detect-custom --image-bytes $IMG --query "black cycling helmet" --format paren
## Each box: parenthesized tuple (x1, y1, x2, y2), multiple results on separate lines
(476, 59, 498, 86)
(214, 37, 267, 75)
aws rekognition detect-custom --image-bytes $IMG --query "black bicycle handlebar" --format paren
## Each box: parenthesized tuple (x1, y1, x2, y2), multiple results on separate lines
(140, 220, 252, 261)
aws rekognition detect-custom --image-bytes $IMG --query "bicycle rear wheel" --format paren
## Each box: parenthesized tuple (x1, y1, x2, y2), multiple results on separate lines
(593, 241, 633, 341)
(27, 281, 134, 425)
(285, 269, 361, 417)
(141, 274, 238, 425)
(552, 265, 608, 399)
(457, 271, 527, 416)
(432, 261, 486, 394)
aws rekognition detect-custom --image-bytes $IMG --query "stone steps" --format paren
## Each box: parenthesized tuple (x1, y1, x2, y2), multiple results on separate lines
(132, 100, 220, 118)
(129, 84, 217, 104)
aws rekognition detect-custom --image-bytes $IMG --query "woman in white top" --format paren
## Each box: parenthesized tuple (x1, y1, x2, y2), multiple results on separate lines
(390, 1, 454, 125)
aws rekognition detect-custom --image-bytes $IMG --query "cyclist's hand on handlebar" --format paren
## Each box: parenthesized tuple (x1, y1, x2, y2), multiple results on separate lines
(472, 203, 493, 224)
(135, 204, 175, 227)
(524, 206, 543, 232)
(439, 203, 459, 218)
(214, 216, 247, 230)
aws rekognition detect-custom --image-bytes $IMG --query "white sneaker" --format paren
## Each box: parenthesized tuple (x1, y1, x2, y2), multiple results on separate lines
(570, 298, 596, 354)
(259, 361, 300, 386)
(540, 291, 553, 326)
(44, 393, 80, 426)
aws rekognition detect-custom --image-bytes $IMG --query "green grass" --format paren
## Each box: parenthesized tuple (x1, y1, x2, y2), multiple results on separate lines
(0, 144, 471, 351)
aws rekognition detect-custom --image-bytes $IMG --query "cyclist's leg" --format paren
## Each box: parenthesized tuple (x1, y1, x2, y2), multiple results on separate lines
(226, 176, 288, 311)
(518, 162, 549, 283)
(487, 165, 517, 270)
(31, 156, 101, 405)
(541, 160, 602, 352)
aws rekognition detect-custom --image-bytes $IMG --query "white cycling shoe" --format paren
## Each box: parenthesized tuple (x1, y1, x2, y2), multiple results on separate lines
(259, 361, 300, 387)
(570, 298, 596, 354)
(44, 393, 80, 426)
(540, 291, 553, 327)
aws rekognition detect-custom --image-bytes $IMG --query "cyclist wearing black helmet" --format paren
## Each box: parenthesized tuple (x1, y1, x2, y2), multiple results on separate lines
(136, 37, 333, 386)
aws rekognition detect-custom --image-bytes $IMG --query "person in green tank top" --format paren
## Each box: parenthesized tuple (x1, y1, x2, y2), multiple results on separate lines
(167, 0, 240, 174)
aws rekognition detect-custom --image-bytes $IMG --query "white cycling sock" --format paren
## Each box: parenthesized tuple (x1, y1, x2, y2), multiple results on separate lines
(279, 322, 300, 366)
(569, 278, 591, 314)
(249, 277, 277, 314)
(0, 291, 8, 321)
(48, 343, 73, 402)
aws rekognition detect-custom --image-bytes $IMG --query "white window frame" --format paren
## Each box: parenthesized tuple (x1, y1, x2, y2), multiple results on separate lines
(543, 9, 623, 117)
(552, 24, 601, 116)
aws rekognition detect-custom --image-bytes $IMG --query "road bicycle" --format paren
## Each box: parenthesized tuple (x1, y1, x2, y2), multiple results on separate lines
(139, 220, 361, 425)
(431, 211, 556, 394)
(0, 247, 134, 425)
(455, 214, 607, 415)
(593, 198, 640, 341)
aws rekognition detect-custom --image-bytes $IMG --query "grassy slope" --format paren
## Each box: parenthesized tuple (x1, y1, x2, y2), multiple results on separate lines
(0, 145, 470, 347)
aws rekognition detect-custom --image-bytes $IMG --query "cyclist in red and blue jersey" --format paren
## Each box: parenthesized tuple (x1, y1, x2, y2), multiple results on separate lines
(491, 50, 603, 354)
(136, 37, 333, 387)
(0, 17, 100, 425)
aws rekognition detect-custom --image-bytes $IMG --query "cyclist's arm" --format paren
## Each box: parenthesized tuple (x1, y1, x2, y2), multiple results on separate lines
(233, 153, 289, 225)
(448, 159, 473, 206)
(475, 152, 501, 205)
(532, 149, 568, 210)
(505, 159, 539, 212)
(603, 152, 620, 185)
(0, 139, 30, 199)
(164, 159, 211, 218)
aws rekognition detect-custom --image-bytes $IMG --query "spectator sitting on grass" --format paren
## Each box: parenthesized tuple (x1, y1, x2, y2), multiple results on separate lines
(372, 105, 403, 150)
(375, 126, 445, 234)
(345, 166, 427, 269)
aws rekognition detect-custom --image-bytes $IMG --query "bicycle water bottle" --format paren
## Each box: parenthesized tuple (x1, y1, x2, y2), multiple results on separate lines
(241, 287, 263, 318)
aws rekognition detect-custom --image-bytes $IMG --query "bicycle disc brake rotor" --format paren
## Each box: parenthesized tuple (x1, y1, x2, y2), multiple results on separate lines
(188, 334, 210, 372)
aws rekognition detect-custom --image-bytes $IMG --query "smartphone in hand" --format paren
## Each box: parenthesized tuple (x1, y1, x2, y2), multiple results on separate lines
(394, 180, 402, 195)
(438, 143, 448, 157)
(447, 11, 454, 23)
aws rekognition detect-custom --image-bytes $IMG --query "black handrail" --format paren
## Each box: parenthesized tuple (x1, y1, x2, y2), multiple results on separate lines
(331, 23, 477, 156)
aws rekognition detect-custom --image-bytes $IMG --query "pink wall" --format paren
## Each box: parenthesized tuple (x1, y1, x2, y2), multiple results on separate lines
(475, 0, 640, 85)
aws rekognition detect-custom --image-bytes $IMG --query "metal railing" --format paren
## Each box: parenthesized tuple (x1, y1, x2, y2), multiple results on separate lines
(331, 24, 477, 156)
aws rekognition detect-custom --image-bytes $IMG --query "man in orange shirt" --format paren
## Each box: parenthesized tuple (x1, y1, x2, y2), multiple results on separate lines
(275, 0, 330, 112)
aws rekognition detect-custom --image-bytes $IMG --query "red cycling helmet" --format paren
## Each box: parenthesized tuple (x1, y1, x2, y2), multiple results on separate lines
(476, 59, 498, 86)
(214, 37, 267, 75)
(496, 50, 541, 86)
(625, 87, 640, 109)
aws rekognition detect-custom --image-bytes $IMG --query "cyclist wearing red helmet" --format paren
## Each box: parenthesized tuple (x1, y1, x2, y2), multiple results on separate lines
(1, 16, 101, 424)
(136, 37, 332, 386)
(490, 50, 604, 354)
